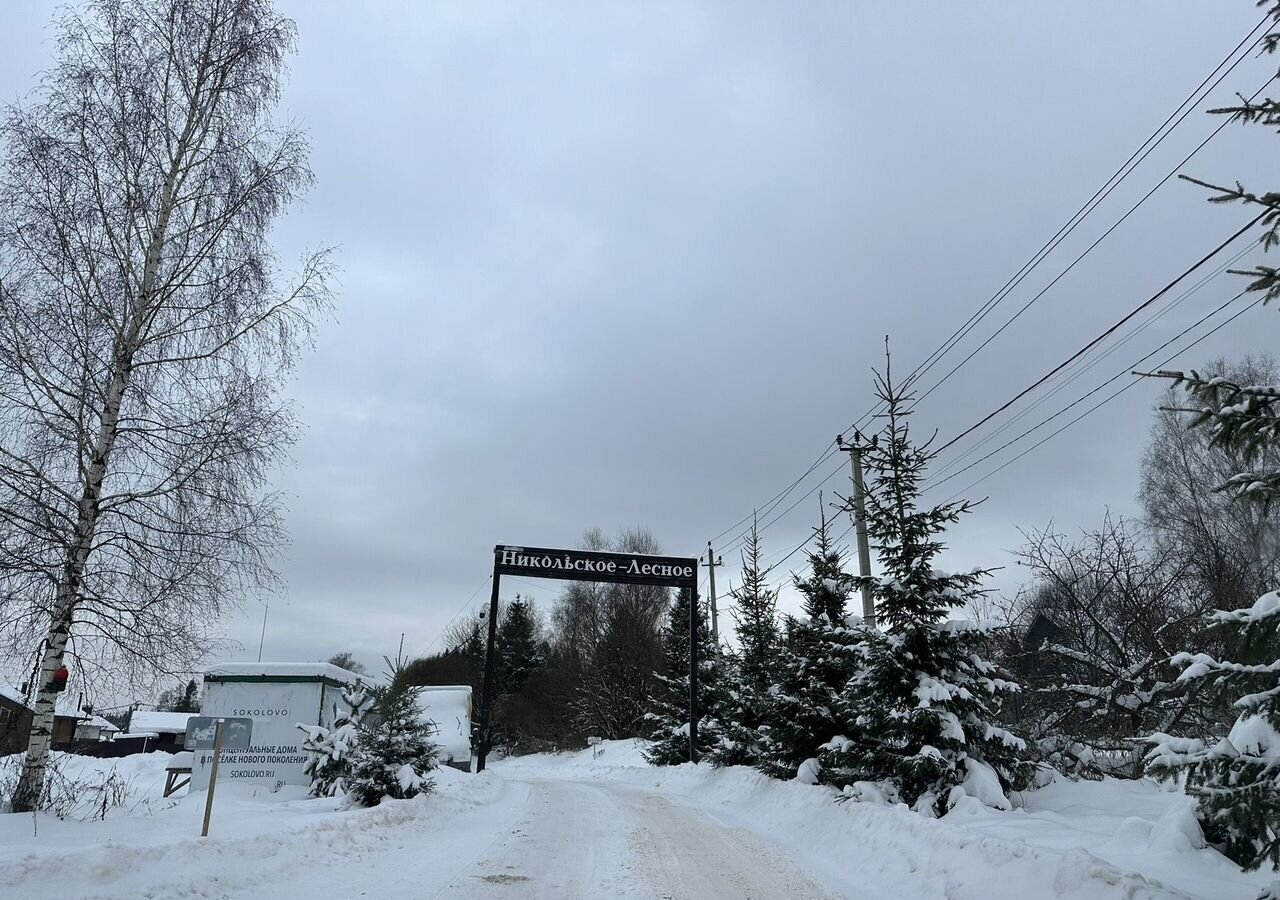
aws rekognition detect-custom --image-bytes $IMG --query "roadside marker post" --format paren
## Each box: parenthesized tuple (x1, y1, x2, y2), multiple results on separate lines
(201, 719, 225, 838)
(185, 715, 253, 838)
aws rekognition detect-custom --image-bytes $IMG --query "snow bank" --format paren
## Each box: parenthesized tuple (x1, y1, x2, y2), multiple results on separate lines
(0, 753, 516, 900)
(498, 741, 1271, 900)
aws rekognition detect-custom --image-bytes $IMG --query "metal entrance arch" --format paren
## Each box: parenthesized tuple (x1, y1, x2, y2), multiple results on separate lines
(475, 544, 700, 772)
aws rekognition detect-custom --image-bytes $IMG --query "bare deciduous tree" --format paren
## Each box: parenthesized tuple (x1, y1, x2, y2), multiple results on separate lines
(0, 0, 331, 811)
(1005, 516, 1216, 775)
(1141, 355, 1280, 612)
(551, 527, 669, 739)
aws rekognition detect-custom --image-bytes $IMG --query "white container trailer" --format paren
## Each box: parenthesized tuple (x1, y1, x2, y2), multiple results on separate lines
(191, 662, 363, 793)
(419, 685, 472, 771)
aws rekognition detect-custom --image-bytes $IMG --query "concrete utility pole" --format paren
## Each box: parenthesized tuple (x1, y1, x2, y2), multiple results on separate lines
(705, 543, 723, 652)
(837, 433, 876, 630)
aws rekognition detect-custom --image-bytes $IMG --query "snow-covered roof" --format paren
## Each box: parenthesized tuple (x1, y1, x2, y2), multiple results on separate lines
(0, 682, 24, 707)
(419, 684, 472, 695)
(76, 714, 117, 731)
(204, 661, 361, 685)
(129, 711, 195, 734)
(0, 681, 99, 720)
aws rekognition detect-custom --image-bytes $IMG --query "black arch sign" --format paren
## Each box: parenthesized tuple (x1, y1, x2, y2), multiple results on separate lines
(476, 544, 700, 772)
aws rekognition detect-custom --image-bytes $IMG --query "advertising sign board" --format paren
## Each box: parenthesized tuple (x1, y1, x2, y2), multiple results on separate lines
(184, 716, 253, 751)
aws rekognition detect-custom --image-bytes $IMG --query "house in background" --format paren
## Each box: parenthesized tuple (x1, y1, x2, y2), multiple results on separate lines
(74, 714, 120, 743)
(120, 710, 196, 752)
(0, 682, 105, 753)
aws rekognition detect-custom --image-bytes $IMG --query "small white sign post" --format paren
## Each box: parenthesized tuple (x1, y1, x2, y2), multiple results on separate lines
(588, 736, 602, 759)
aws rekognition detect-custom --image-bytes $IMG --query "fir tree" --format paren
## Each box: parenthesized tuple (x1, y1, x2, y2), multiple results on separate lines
(298, 680, 372, 798)
(158, 678, 201, 713)
(346, 655, 439, 807)
(818, 355, 1033, 814)
(497, 595, 545, 697)
(759, 499, 867, 780)
(733, 517, 780, 694)
(710, 520, 779, 767)
(177, 678, 200, 713)
(645, 587, 725, 765)
(794, 496, 851, 624)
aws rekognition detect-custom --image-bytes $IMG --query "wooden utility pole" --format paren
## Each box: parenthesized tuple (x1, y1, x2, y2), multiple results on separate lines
(837, 433, 876, 629)
(201, 719, 226, 838)
(705, 543, 723, 652)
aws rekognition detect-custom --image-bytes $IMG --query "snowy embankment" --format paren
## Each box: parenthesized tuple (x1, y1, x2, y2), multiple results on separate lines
(498, 740, 1273, 900)
(0, 751, 525, 900)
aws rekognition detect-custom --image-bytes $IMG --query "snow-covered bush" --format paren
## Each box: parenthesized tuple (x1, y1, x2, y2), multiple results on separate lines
(1146, 591, 1280, 870)
(1002, 518, 1215, 778)
(346, 660, 439, 807)
(297, 681, 372, 798)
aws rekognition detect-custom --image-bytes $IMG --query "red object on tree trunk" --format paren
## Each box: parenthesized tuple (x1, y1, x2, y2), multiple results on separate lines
(51, 665, 69, 692)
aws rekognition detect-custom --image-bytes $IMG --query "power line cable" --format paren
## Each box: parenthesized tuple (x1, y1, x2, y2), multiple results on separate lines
(730, 216, 1261, 562)
(903, 13, 1270, 391)
(938, 292, 1268, 504)
(911, 72, 1275, 411)
(928, 285, 1253, 493)
(705, 16, 1270, 555)
(424, 574, 490, 655)
(768, 287, 1264, 593)
(934, 213, 1266, 457)
(927, 243, 1254, 481)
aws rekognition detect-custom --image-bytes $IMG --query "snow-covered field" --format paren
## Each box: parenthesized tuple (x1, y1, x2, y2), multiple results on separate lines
(0, 744, 1271, 899)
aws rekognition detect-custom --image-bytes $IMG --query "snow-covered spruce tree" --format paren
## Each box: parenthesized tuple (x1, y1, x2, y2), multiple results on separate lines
(1140, 6, 1280, 866)
(709, 519, 780, 767)
(645, 587, 725, 765)
(297, 681, 372, 798)
(1146, 593, 1280, 871)
(346, 658, 439, 807)
(795, 496, 852, 624)
(818, 357, 1033, 814)
(758, 499, 869, 781)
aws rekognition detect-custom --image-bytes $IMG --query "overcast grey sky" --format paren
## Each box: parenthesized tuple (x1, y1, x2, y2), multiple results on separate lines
(1, 1, 1274, 678)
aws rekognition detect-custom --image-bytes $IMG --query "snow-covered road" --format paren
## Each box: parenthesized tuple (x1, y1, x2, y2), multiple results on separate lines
(0, 760, 840, 900)
(429, 776, 840, 899)
(3, 745, 1272, 900)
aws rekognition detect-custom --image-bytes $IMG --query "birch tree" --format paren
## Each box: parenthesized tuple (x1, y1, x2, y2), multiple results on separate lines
(0, 0, 331, 812)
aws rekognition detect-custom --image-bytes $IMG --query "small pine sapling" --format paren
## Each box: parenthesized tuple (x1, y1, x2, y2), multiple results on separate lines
(346, 656, 440, 807)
